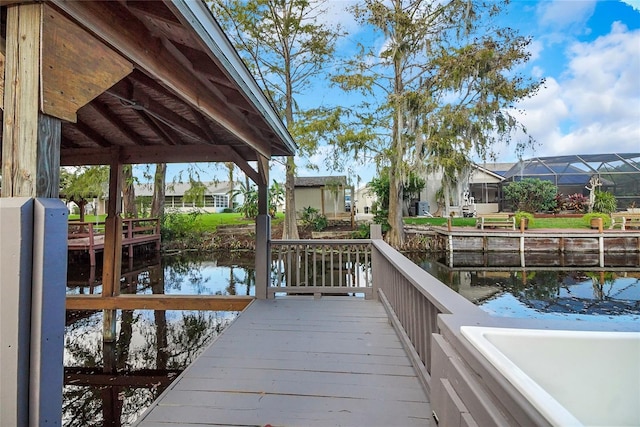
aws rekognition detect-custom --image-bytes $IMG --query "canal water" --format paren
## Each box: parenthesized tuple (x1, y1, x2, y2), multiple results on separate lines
(65, 251, 640, 425)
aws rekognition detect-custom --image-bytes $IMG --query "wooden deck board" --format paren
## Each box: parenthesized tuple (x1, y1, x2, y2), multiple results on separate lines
(135, 297, 431, 426)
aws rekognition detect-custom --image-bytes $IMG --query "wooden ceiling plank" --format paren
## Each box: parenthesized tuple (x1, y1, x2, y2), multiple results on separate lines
(74, 121, 114, 148)
(106, 77, 210, 142)
(41, 5, 133, 122)
(162, 38, 267, 136)
(52, 0, 273, 159)
(126, 1, 181, 25)
(143, 113, 184, 146)
(90, 99, 148, 146)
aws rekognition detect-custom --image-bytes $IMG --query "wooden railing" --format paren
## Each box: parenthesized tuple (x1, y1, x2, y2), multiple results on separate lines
(270, 240, 373, 298)
(369, 239, 487, 394)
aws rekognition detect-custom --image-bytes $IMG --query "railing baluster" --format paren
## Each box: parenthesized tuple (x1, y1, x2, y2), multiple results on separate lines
(321, 245, 326, 288)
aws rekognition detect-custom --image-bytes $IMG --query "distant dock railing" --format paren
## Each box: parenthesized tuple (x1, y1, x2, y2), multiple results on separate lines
(68, 218, 161, 265)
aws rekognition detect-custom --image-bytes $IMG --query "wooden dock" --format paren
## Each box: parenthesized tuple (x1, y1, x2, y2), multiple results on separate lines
(135, 297, 431, 426)
(68, 218, 161, 265)
(432, 226, 640, 253)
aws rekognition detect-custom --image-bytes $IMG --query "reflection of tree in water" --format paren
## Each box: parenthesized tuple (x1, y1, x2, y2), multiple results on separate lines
(63, 309, 236, 426)
(510, 271, 566, 301)
(162, 254, 209, 293)
(586, 271, 616, 300)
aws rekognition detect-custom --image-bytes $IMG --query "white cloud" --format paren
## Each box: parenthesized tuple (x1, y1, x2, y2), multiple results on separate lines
(537, 0, 596, 31)
(528, 39, 545, 62)
(515, 22, 640, 158)
(620, 0, 640, 11)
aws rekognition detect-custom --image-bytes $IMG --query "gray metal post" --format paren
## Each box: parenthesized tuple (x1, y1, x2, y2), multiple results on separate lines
(0, 198, 34, 426)
(30, 198, 68, 425)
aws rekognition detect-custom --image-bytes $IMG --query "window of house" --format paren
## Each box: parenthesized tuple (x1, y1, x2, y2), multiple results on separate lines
(213, 194, 228, 208)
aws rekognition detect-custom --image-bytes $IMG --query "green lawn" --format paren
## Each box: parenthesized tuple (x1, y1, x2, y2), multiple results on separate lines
(68, 214, 107, 222)
(194, 212, 284, 232)
(69, 212, 594, 231)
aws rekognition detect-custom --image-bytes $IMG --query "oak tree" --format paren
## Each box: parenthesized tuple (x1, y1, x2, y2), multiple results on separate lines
(334, 0, 541, 246)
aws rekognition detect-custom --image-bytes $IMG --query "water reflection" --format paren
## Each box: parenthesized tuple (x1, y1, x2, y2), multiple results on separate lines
(65, 252, 251, 426)
(67, 252, 256, 296)
(415, 252, 640, 323)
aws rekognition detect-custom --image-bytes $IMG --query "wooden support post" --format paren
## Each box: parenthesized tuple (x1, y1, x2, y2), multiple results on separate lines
(255, 157, 271, 299)
(102, 153, 123, 341)
(2, 3, 42, 197)
(1, 4, 66, 425)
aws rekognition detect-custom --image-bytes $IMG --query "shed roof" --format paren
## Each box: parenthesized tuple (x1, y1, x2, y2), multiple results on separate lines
(0, 0, 296, 183)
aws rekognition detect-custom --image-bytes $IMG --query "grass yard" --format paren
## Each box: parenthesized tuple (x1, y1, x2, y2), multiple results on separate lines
(194, 212, 284, 232)
(69, 211, 597, 232)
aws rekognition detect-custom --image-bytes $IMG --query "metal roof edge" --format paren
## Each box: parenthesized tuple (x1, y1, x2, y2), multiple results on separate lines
(171, 0, 297, 156)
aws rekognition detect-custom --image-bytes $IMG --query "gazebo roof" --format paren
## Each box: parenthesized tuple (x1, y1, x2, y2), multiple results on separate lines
(0, 0, 296, 183)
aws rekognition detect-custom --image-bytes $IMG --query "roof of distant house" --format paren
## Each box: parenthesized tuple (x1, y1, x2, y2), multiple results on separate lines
(294, 176, 347, 187)
(477, 162, 517, 176)
(134, 181, 240, 197)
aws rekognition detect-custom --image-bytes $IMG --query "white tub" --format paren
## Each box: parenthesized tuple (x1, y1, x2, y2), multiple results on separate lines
(460, 326, 640, 427)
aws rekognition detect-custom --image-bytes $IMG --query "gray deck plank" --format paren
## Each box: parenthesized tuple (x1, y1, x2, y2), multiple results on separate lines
(135, 297, 431, 426)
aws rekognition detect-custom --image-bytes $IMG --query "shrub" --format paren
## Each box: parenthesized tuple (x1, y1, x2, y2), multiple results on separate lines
(565, 193, 589, 212)
(370, 201, 391, 233)
(592, 191, 617, 214)
(351, 223, 371, 239)
(222, 208, 234, 213)
(503, 178, 557, 213)
(514, 211, 534, 228)
(582, 213, 611, 228)
(161, 210, 201, 242)
(300, 206, 328, 231)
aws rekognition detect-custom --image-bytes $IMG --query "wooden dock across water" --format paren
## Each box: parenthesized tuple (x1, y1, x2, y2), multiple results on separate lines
(135, 297, 431, 426)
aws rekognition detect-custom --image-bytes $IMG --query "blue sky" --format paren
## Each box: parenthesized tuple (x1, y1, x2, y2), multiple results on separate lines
(160, 0, 640, 186)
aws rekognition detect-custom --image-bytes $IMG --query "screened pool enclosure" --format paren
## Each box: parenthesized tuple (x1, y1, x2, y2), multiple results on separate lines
(501, 153, 640, 210)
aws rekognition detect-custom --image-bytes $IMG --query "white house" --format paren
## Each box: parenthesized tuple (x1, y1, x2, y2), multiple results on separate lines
(136, 181, 241, 213)
(419, 162, 515, 217)
(92, 181, 242, 215)
(355, 185, 377, 214)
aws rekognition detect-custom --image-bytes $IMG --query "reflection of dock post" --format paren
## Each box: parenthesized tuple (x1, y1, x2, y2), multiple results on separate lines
(597, 218, 604, 268)
(519, 218, 526, 255)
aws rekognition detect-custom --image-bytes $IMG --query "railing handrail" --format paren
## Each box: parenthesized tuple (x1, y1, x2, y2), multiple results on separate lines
(371, 239, 482, 316)
(272, 239, 372, 245)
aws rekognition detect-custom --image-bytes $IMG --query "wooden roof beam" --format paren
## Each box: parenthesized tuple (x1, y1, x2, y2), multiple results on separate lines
(61, 145, 233, 166)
